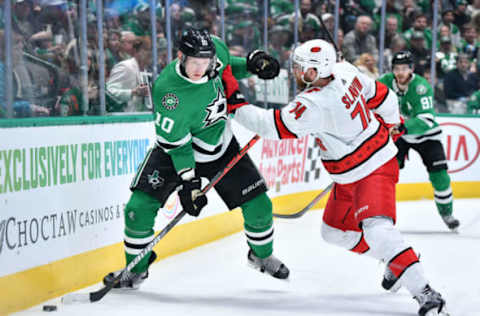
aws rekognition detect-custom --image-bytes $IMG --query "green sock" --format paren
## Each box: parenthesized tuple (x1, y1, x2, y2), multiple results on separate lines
(241, 193, 274, 258)
(429, 170, 454, 216)
(124, 190, 160, 273)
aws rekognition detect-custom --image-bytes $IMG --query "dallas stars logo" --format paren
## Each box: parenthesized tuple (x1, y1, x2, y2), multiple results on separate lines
(148, 170, 164, 189)
(203, 88, 227, 127)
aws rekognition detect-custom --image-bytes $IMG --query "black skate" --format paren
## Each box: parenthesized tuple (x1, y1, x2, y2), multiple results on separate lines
(414, 284, 449, 316)
(103, 251, 157, 289)
(381, 265, 401, 292)
(247, 249, 290, 279)
(103, 270, 148, 289)
(441, 215, 460, 231)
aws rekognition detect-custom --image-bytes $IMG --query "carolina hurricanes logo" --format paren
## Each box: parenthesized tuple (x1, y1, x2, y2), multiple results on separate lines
(203, 88, 227, 127)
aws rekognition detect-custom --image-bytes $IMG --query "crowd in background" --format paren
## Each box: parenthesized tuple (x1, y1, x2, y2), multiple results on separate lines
(2, 0, 480, 119)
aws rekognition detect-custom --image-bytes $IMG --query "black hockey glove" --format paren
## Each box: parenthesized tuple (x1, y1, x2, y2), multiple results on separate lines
(246, 50, 280, 79)
(226, 90, 247, 114)
(178, 177, 207, 217)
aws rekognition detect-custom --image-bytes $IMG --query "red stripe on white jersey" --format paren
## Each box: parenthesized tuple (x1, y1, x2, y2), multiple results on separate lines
(388, 247, 420, 278)
(367, 81, 389, 110)
(322, 124, 389, 174)
(350, 232, 370, 254)
(274, 109, 297, 139)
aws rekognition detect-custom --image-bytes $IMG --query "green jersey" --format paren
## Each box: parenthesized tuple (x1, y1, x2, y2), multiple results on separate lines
(151, 37, 249, 174)
(467, 90, 480, 114)
(59, 87, 83, 116)
(378, 73, 441, 143)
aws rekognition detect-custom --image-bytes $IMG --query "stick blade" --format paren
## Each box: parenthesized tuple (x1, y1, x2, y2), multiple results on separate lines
(89, 285, 114, 302)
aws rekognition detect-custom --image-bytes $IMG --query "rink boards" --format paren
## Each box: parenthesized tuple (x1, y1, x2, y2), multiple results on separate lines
(1, 115, 479, 314)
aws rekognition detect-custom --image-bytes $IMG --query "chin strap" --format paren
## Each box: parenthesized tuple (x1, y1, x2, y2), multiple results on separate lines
(300, 65, 325, 88)
(300, 72, 314, 88)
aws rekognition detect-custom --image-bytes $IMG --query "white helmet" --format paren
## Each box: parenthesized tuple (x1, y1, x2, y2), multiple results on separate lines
(292, 39, 337, 83)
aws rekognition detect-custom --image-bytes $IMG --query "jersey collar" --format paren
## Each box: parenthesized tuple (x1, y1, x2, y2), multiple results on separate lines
(393, 73, 415, 95)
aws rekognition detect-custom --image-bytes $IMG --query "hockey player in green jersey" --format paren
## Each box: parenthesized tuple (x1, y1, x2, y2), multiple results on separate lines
(104, 28, 289, 289)
(378, 50, 460, 231)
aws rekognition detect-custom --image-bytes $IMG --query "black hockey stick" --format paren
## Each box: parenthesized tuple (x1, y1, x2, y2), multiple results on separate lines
(318, 13, 342, 61)
(62, 134, 261, 304)
(273, 182, 333, 219)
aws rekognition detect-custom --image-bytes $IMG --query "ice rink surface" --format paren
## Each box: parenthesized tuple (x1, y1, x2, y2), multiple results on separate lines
(15, 199, 480, 316)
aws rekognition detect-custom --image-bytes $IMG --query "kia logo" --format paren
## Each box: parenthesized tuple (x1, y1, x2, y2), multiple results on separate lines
(441, 122, 480, 173)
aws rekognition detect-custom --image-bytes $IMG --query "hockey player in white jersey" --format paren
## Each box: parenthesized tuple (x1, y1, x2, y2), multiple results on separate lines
(226, 39, 448, 316)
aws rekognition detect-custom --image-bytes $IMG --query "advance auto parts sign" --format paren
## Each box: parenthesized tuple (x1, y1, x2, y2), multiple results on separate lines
(258, 136, 310, 192)
(441, 122, 480, 173)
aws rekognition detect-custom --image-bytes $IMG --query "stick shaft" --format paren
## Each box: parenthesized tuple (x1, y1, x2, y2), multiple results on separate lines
(85, 134, 261, 302)
(273, 182, 333, 219)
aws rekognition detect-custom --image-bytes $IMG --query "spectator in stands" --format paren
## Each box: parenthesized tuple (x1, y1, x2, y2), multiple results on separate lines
(471, 8, 480, 33)
(343, 15, 378, 63)
(438, 24, 453, 39)
(382, 33, 408, 72)
(454, 0, 471, 30)
(270, 0, 294, 18)
(123, 2, 151, 36)
(459, 24, 480, 62)
(226, 20, 261, 53)
(120, 31, 136, 60)
(388, 36, 407, 59)
(401, 0, 418, 31)
(300, 0, 317, 21)
(0, 30, 50, 117)
(105, 8, 122, 30)
(444, 53, 477, 113)
(354, 53, 379, 79)
(105, 29, 122, 75)
(373, 0, 403, 32)
(156, 37, 169, 73)
(106, 36, 152, 113)
(409, 31, 430, 74)
(12, 0, 38, 43)
(268, 24, 292, 68)
(403, 12, 432, 49)
(299, 17, 320, 43)
(436, 36, 458, 78)
(336, 28, 345, 55)
(197, 6, 219, 35)
(440, 8, 462, 48)
(466, 83, 480, 114)
(56, 48, 98, 116)
(320, 13, 335, 36)
(382, 15, 402, 50)
(467, 0, 480, 19)
(339, 1, 361, 33)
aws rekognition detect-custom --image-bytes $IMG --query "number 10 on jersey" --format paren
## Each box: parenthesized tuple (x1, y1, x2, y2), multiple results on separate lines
(155, 113, 175, 134)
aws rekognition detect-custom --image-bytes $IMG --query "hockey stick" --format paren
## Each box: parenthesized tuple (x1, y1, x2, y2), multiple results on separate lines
(62, 134, 260, 304)
(318, 13, 342, 61)
(273, 182, 333, 219)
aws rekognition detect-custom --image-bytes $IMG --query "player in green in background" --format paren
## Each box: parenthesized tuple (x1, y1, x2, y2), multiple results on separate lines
(379, 50, 460, 231)
(103, 28, 289, 289)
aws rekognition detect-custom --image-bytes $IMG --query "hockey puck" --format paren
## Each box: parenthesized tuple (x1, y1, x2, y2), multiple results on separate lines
(42, 305, 57, 312)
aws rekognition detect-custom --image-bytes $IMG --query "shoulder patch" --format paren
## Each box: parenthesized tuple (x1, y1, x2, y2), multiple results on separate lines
(416, 84, 427, 95)
(162, 93, 179, 110)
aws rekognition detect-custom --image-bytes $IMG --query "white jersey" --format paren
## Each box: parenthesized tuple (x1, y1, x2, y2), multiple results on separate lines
(235, 62, 400, 184)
